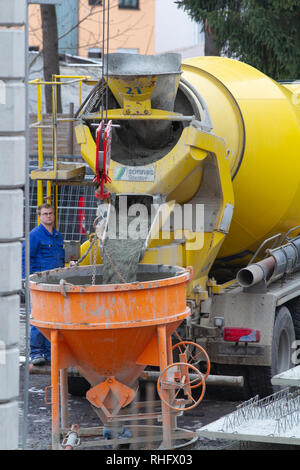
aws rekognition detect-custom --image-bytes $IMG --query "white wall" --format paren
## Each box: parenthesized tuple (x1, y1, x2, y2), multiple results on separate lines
(154, 0, 204, 57)
(0, 0, 26, 450)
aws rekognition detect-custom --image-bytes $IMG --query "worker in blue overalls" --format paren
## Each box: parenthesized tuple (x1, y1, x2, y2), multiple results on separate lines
(22, 203, 65, 366)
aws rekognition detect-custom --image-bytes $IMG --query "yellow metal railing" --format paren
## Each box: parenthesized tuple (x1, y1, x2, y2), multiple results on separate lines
(29, 75, 92, 224)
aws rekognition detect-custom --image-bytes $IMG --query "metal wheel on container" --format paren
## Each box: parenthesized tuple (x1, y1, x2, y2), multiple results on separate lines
(157, 362, 206, 411)
(171, 341, 211, 384)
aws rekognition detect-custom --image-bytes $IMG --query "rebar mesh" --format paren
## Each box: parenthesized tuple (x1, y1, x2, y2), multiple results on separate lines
(221, 388, 300, 436)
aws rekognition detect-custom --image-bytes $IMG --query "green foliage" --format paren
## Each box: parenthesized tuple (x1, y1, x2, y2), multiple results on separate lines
(176, 0, 300, 80)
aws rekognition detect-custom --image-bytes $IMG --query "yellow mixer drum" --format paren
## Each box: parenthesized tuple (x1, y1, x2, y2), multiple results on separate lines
(182, 57, 300, 264)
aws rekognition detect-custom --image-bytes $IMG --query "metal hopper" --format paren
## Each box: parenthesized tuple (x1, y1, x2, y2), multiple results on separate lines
(29, 264, 207, 449)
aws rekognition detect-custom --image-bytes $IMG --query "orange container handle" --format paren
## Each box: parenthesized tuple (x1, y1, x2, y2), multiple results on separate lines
(59, 279, 73, 298)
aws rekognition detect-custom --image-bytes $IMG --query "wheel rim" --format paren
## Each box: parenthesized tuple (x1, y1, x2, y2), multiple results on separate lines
(157, 362, 206, 411)
(172, 341, 211, 384)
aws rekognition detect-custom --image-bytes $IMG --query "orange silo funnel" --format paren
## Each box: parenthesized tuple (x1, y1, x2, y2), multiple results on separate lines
(29, 264, 198, 449)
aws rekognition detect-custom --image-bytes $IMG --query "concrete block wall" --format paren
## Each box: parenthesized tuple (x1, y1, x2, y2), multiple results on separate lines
(0, 82, 26, 132)
(0, 0, 26, 450)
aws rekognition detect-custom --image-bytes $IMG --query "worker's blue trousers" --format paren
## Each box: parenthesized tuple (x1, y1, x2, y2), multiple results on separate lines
(30, 325, 51, 361)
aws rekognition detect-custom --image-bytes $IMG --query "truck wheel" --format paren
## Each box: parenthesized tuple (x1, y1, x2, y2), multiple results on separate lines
(68, 376, 90, 397)
(288, 296, 300, 339)
(247, 306, 295, 398)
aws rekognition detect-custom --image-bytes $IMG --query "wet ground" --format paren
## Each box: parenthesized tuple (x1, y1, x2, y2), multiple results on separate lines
(18, 309, 299, 452)
(18, 365, 242, 451)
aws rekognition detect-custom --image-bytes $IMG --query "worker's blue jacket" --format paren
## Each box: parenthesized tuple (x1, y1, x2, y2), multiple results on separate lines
(22, 224, 65, 277)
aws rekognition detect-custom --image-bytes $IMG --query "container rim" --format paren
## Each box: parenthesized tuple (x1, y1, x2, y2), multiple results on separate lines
(29, 263, 192, 293)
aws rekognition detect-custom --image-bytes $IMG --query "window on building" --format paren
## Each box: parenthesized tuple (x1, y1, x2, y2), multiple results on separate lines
(88, 48, 102, 59)
(117, 48, 139, 54)
(119, 0, 139, 9)
(88, 0, 102, 6)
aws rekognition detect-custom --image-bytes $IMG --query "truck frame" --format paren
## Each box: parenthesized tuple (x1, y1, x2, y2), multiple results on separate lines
(189, 234, 300, 398)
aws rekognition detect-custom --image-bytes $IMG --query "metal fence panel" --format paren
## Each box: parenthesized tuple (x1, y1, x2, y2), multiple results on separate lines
(29, 161, 97, 242)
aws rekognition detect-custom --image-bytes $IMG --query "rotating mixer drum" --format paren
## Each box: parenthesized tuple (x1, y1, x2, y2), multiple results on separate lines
(181, 57, 300, 265)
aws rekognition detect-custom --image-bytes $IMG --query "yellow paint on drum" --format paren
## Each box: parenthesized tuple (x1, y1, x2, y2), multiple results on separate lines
(182, 57, 300, 263)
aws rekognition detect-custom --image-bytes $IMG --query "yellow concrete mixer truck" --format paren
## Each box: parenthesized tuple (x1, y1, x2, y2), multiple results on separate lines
(74, 53, 300, 398)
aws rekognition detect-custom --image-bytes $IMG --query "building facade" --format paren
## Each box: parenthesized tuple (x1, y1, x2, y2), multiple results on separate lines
(155, 0, 204, 58)
(29, 0, 203, 59)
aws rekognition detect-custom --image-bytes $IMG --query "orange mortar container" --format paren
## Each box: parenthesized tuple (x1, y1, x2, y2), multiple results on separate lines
(29, 264, 192, 448)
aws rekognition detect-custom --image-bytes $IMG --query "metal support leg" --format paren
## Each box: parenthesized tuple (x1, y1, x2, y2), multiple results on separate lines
(60, 368, 69, 430)
(157, 325, 172, 449)
(51, 330, 60, 450)
(167, 336, 177, 431)
(167, 336, 172, 363)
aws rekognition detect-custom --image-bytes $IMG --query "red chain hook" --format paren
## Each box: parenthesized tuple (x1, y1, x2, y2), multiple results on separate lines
(94, 120, 112, 200)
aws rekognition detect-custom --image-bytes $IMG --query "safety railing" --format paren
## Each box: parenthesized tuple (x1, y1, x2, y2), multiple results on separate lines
(29, 74, 94, 226)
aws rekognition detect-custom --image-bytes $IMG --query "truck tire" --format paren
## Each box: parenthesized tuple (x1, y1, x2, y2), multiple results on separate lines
(288, 296, 300, 339)
(247, 306, 295, 398)
(68, 376, 90, 397)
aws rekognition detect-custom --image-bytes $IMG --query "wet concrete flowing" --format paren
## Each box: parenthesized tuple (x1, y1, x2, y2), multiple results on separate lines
(101, 237, 145, 284)
(101, 211, 150, 284)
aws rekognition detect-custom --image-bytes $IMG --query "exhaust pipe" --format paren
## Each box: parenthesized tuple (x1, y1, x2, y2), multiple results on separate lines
(237, 257, 275, 287)
(237, 235, 300, 288)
